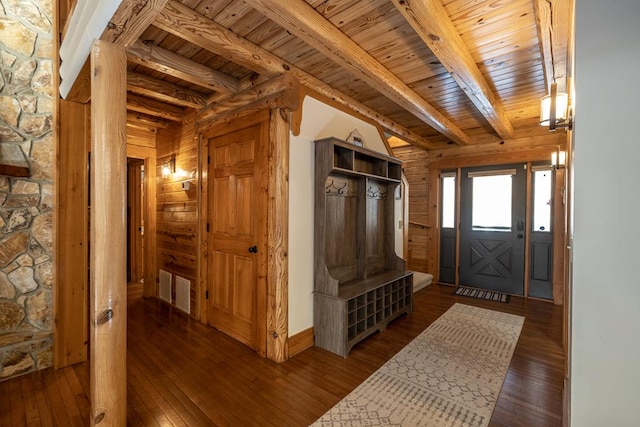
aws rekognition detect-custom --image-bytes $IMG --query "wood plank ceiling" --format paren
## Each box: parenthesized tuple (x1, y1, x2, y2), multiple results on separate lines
(92, 0, 573, 150)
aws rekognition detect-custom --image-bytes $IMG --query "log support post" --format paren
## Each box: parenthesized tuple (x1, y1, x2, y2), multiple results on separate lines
(266, 108, 290, 362)
(90, 40, 128, 426)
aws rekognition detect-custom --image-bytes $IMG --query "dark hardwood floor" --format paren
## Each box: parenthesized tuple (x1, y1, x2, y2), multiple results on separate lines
(0, 283, 564, 426)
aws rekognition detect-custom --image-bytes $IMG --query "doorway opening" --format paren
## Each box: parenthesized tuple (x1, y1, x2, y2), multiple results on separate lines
(127, 158, 145, 285)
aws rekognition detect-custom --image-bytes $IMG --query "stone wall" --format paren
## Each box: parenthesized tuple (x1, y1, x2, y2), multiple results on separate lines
(0, 0, 54, 380)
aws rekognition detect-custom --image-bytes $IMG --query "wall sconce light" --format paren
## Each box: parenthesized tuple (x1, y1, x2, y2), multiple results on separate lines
(540, 82, 573, 131)
(551, 148, 566, 169)
(161, 158, 176, 178)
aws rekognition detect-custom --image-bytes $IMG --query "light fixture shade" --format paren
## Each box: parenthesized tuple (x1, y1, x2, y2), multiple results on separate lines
(540, 91, 569, 126)
(161, 158, 176, 178)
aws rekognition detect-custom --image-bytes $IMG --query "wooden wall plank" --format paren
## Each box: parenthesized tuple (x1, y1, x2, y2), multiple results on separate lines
(55, 100, 88, 368)
(155, 112, 199, 316)
(89, 40, 127, 426)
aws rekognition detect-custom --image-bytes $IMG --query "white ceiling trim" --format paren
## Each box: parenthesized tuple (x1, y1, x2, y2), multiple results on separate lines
(59, 0, 123, 98)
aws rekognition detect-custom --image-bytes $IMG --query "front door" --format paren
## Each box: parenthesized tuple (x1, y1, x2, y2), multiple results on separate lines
(459, 164, 526, 294)
(207, 123, 266, 350)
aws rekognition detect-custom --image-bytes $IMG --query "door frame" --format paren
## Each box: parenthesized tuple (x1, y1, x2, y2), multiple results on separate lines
(126, 145, 157, 298)
(428, 146, 566, 304)
(198, 109, 290, 361)
(127, 158, 145, 283)
(458, 164, 527, 294)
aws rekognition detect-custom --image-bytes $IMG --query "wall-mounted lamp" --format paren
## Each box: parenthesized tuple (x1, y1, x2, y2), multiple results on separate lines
(540, 82, 573, 131)
(161, 158, 176, 178)
(551, 147, 566, 169)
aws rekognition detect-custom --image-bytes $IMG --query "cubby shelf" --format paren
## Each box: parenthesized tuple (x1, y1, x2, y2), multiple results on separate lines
(313, 137, 413, 358)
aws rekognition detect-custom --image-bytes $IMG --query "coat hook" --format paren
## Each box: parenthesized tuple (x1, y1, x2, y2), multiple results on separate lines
(336, 182, 347, 194)
(325, 179, 334, 193)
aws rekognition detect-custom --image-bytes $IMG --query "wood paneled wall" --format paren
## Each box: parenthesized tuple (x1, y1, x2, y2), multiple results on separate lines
(56, 100, 89, 368)
(155, 112, 199, 318)
(393, 147, 431, 272)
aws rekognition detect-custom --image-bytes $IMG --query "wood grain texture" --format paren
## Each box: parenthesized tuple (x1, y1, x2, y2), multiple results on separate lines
(154, 0, 436, 149)
(0, 283, 564, 426)
(245, 0, 471, 145)
(391, 0, 514, 140)
(89, 40, 128, 426)
(266, 109, 290, 362)
(197, 74, 300, 123)
(127, 93, 184, 122)
(532, 0, 573, 93)
(156, 112, 199, 315)
(206, 123, 264, 350)
(127, 70, 206, 108)
(127, 111, 170, 129)
(126, 39, 240, 93)
(100, 0, 169, 48)
(288, 327, 314, 357)
(314, 138, 410, 357)
(56, 100, 89, 368)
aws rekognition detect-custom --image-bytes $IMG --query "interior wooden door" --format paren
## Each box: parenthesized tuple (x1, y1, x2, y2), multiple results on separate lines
(207, 124, 266, 350)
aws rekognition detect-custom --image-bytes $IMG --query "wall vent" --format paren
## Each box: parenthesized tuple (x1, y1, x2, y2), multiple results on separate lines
(159, 269, 172, 303)
(175, 276, 191, 314)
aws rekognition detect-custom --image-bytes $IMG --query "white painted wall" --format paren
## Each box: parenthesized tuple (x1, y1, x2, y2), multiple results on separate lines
(572, 1, 640, 424)
(288, 96, 403, 335)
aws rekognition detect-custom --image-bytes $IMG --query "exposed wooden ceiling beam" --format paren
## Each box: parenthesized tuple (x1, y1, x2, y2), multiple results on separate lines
(127, 70, 206, 109)
(127, 94, 184, 122)
(154, 1, 282, 77)
(244, 0, 470, 145)
(102, 0, 170, 48)
(154, 0, 438, 149)
(127, 112, 170, 129)
(198, 74, 300, 127)
(391, 0, 514, 140)
(533, 0, 572, 93)
(127, 40, 239, 94)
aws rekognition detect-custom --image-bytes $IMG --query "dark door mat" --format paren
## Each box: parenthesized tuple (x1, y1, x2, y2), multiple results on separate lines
(453, 286, 510, 303)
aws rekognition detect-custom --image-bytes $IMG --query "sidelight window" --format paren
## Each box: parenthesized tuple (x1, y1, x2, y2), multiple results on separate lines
(441, 173, 456, 228)
(532, 168, 553, 232)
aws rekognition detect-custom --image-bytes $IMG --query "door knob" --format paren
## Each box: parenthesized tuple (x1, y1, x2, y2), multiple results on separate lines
(517, 233, 524, 239)
(248, 246, 258, 253)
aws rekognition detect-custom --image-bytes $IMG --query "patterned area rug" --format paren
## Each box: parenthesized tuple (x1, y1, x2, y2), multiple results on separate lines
(453, 286, 510, 303)
(311, 303, 524, 427)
